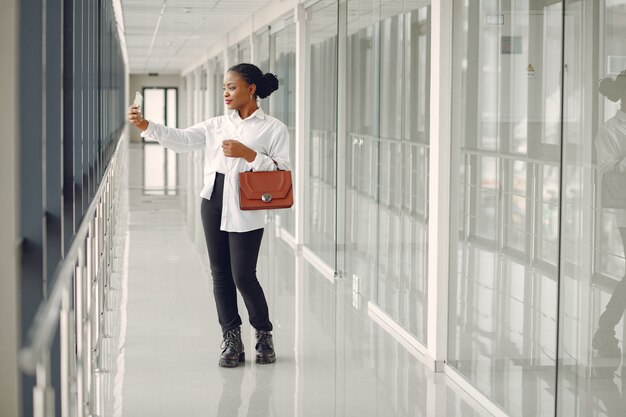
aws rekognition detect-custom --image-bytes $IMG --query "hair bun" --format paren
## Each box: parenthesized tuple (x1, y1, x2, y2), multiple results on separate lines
(257, 72, 279, 99)
(599, 77, 621, 102)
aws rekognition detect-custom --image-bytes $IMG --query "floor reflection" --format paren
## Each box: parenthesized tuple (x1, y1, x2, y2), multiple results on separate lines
(123, 144, 494, 416)
(449, 242, 558, 417)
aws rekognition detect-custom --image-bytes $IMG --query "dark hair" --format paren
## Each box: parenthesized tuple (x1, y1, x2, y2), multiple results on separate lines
(599, 70, 626, 102)
(228, 63, 279, 99)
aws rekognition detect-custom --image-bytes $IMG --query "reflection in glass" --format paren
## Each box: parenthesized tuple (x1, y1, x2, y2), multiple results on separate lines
(449, 2, 562, 416)
(305, 0, 338, 267)
(343, 0, 431, 343)
(255, 29, 270, 72)
(344, 1, 379, 310)
(269, 24, 297, 237)
(558, 1, 626, 415)
(212, 56, 224, 116)
(229, 39, 251, 67)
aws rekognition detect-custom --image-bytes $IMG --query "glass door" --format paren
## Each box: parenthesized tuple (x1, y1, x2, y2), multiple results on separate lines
(304, 0, 338, 267)
(557, 1, 626, 415)
(448, 1, 563, 416)
(344, 0, 381, 305)
(341, 0, 431, 344)
(269, 23, 297, 237)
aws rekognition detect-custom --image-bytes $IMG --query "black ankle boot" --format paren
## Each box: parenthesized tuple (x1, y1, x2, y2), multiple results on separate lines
(219, 327, 245, 368)
(255, 330, 276, 364)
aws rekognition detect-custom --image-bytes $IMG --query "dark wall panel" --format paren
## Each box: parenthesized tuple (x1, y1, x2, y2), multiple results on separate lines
(19, 0, 126, 414)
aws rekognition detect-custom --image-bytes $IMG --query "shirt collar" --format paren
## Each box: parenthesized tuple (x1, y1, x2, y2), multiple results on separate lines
(229, 107, 266, 121)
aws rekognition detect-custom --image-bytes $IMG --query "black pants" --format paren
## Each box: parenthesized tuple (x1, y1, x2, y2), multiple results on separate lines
(200, 173, 272, 336)
(599, 227, 626, 329)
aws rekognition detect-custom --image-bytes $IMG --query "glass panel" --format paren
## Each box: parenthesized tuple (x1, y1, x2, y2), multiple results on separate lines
(449, 2, 563, 416)
(305, 0, 338, 267)
(557, 1, 626, 415)
(342, 0, 430, 343)
(392, 3, 430, 342)
(199, 68, 207, 120)
(270, 23, 297, 237)
(167, 88, 177, 128)
(344, 0, 380, 306)
(212, 55, 224, 116)
(255, 29, 271, 71)
(227, 45, 237, 66)
(238, 39, 251, 63)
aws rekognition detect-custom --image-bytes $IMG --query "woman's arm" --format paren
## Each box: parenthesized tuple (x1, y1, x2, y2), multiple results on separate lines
(596, 126, 623, 176)
(127, 104, 206, 153)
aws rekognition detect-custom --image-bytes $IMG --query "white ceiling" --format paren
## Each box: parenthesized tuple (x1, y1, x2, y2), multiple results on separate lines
(121, 0, 274, 74)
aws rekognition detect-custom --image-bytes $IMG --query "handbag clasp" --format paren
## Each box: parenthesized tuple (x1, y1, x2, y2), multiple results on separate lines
(262, 193, 272, 203)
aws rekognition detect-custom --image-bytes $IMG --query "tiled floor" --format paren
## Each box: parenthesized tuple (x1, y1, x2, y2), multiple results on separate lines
(120, 144, 494, 417)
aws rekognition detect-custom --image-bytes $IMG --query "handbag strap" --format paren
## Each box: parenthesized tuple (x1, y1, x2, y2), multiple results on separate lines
(249, 159, 280, 172)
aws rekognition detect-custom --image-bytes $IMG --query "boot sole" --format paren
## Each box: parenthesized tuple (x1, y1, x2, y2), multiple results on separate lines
(219, 352, 245, 368)
(255, 355, 276, 364)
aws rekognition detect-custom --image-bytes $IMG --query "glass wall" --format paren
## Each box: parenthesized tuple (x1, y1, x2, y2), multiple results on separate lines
(557, 1, 626, 416)
(178, 1, 626, 415)
(17, 0, 126, 413)
(255, 28, 271, 71)
(450, 2, 626, 415)
(212, 56, 225, 116)
(343, 0, 381, 317)
(377, 1, 431, 343)
(449, 1, 563, 416)
(305, 0, 339, 266)
(229, 39, 251, 65)
(269, 23, 297, 237)
(341, 0, 431, 342)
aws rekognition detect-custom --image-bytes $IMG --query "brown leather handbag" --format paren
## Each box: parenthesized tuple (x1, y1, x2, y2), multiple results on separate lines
(601, 169, 626, 209)
(239, 170, 294, 210)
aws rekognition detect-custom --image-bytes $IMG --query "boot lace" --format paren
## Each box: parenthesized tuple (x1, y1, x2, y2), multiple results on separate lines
(221, 329, 240, 350)
(256, 330, 272, 349)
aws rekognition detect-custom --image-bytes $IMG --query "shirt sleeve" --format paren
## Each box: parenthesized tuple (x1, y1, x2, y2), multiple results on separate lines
(141, 120, 207, 153)
(596, 125, 626, 176)
(246, 123, 291, 171)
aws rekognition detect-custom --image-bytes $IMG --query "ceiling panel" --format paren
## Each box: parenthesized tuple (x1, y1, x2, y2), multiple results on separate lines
(121, 0, 274, 73)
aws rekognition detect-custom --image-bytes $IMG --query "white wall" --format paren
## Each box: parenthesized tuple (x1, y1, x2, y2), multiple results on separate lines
(0, 0, 21, 415)
(128, 74, 184, 142)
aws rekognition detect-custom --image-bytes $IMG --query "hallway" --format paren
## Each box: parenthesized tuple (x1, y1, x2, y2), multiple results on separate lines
(5, 1, 626, 416)
(120, 143, 491, 417)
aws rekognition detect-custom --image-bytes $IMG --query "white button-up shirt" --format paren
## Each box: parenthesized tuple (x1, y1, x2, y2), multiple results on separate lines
(596, 110, 626, 176)
(141, 107, 290, 232)
(596, 109, 626, 225)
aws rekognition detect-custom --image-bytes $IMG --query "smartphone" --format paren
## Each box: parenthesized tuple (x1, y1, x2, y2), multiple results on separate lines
(133, 91, 143, 109)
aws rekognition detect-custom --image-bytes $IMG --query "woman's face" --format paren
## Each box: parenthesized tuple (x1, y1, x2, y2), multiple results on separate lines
(223, 71, 255, 110)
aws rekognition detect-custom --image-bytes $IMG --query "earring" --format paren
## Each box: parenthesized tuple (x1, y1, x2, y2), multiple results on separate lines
(250, 95, 253, 100)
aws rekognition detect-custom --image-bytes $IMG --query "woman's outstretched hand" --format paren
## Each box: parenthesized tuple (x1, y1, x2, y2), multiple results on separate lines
(222, 140, 256, 162)
(127, 104, 149, 131)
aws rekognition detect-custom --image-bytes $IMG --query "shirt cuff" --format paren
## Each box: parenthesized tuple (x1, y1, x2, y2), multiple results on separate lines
(246, 152, 263, 171)
(140, 120, 155, 138)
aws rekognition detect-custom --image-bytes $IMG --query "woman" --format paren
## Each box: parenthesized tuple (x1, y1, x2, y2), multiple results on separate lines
(127, 63, 289, 367)
(594, 70, 626, 367)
